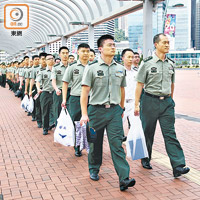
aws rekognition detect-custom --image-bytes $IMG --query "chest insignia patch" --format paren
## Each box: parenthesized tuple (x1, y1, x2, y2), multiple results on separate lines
(151, 67, 157, 73)
(74, 69, 79, 74)
(57, 70, 62, 75)
(97, 70, 104, 76)
(44, 74, 48, 79)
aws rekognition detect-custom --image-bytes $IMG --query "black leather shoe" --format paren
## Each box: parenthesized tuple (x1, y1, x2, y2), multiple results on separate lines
(27, 112, 32, 116)
(120, 178, 136, 191)
(90, 173, 99, 181)
(173, 166, 190, 178)
(122, 136, 127, 142)
(141, 158, 152, 169)
(37, 123, 42, 128)
(48, 123, 56, 130)
(43, 129, 48, 135)
(32, 117, 36, 121)
(75, 146, 82, 157)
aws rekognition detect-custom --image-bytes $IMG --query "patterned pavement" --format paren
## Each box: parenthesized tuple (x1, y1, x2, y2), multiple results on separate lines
(0, 69, 200, 200)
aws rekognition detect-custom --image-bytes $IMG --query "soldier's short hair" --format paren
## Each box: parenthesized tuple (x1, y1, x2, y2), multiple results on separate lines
(97, 34, 114, 48)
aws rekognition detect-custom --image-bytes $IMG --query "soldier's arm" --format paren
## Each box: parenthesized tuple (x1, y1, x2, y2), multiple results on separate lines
(61, 82, 69, 108)
(171, 83, 174, 99)
(25, 78, 29, 94)
(80, 85, 90, 125)
(120, 87, 125, 109)
(29, 79, 35, 96)
(134, 82, 144, 116)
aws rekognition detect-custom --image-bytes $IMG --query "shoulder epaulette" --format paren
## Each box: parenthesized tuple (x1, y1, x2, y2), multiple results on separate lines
(69, 61, 77, 66)
(143, 56, 153, 62)
(115, 61, 123, 66)
(40, 68, 45, 71)
(167, 57, 175, 64)
(89, 59, 98, 66)
(53, 63, 60, 68)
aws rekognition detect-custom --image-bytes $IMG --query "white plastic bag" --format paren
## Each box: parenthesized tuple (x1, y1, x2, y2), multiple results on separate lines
(21, 95, 29, 112)
(54, 108, 75, 147)
(126, 114, 148, 160)
(27, 97, 34, 113)
(75, 122, 90, 153)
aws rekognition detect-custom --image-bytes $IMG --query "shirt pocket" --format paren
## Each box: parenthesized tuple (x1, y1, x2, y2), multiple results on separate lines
(114, 73, 123, 86)
(94, 75, 107, 87)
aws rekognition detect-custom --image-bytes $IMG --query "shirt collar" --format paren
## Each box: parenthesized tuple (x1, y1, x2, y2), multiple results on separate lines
(60, 62, 68, 68)
(153, 53, 168, 63)
(98, 57, 117, 66)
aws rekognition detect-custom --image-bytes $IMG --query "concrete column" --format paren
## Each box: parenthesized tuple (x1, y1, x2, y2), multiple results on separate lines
(143, 0, 153, 58)
(61, 36, 67, 46)
(45, 43, 50, 53)
(88, 24, 94, 49)
(35, 48, 40, 55)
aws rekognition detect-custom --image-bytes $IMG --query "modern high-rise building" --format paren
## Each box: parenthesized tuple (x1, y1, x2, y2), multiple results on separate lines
(195, 0, 200, 49)
(166, 0, 191, 50)
(127, 0, 191, 52)
(191, 0, 196, 49)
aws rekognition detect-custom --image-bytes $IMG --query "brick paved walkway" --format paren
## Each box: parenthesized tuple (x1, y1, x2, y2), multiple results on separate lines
(0, 69, 200, 200)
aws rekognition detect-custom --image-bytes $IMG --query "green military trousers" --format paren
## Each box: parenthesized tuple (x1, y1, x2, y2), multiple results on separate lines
(141, 93, 186, 169)
(88, 105, 130, 182)
(2, 74, 6, 88)
(0, 75, 2, 86)
(40, 91, 54, 130)
(53, 91, 62, 125)
(69, 96, 81, 121)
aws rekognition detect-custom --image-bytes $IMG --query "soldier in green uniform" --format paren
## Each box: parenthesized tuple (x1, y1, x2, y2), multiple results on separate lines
(29, 55, 42, 123)
(19, 56, 29, 100)
(51, 46, 70, 125)
(36, 54, 55, 135)
(24, 58, 33, 116)
(30, 52, 47, 125)
(80, 35, 135, 191)
(62, 43, 90, 157)
(1, 65, 7, 88)
(134, 33, 190, 178)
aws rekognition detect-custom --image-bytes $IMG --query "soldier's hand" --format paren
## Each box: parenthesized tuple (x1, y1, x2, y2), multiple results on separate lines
(24, 91, 28, 95)
(134, 105, 140, 116)
(80, 115, 89, 126)
(29, 91, 32, 97)
(61, 101, 66, 109)
(56, 89, 61, 96)
(38, 89, 42, 94)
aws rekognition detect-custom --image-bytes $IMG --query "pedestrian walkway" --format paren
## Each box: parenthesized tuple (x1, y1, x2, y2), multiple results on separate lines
(0, 69, 200, 200)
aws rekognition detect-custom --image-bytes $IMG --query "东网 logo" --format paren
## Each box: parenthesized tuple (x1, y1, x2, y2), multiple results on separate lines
(4, 4, 29, 29)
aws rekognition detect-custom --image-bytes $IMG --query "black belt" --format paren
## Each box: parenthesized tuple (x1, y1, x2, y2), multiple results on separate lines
(43, 91, 53, 94)
(93, 104, 117, 108)
(145, 92, 170, 100)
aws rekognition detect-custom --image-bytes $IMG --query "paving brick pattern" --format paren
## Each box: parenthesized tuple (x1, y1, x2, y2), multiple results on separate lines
(0, 69, 200, 200)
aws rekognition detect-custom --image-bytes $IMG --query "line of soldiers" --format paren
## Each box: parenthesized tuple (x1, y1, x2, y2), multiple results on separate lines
(1, 33, 190, 192)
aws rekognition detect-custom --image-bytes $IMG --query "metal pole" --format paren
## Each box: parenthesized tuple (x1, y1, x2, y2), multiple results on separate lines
(143, 0, 153, 58)
(88, 24, 94, 49)
(61, 36, 67, 46)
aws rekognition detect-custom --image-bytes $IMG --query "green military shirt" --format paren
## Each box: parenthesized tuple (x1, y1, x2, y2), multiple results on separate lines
(36, 67, 54, 92)
(1, 68, 6, 74)
(136, 54, 175, 96)
(62, 60, 87, 96)
(51, 62, 68, 90)
(82, 57, 126, 105)
(30, 65, 41, 80)
(18, 67, 25, 77)
(24, 66, 32, 79)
